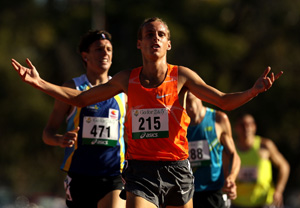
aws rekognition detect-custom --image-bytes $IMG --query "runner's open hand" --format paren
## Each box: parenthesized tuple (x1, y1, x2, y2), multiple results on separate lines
(252, 66, 283, 96)
(11, 58, 40, 87)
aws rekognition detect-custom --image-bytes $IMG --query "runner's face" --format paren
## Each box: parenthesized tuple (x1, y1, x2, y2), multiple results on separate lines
(236, 115, 257, 139)
(137, 21, 171, 59)
(85, 39, 113, 72)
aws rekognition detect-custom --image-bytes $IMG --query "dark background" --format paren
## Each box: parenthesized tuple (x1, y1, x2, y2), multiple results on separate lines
(1, 0, 299, 207)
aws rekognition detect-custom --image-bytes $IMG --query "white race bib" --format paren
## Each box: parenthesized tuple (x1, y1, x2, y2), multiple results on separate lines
(188, 140, 211, 167)
(238, 167, 258, 182)
(131, 108, 169, 139)
(82, 116, 118, 146)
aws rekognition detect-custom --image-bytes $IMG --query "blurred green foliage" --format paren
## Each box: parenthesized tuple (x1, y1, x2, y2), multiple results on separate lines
(1, 0, 299, 204)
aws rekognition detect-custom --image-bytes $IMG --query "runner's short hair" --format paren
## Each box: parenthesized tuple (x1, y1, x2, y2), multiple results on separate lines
(137, 17, 170, 40)
(79, 30, 112, 53)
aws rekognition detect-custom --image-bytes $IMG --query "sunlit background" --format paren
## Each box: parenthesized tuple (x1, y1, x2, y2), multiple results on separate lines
(1, 0, 300, 207)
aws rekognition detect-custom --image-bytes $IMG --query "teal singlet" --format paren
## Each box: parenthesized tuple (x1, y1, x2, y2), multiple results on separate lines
(187, 108, 224, 192)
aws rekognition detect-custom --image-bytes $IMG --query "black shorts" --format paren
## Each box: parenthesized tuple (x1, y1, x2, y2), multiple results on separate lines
(193, 189, 226, 208)
(64, 172, 124, 208)
(122, 159, 194, 208)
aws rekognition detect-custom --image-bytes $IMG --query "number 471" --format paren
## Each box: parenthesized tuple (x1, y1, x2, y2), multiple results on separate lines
(90, 125, 110, 138)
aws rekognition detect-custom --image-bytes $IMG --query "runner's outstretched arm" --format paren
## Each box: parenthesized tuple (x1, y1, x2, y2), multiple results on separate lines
(11, 58, 127, 107)
(179, 66, 283, 111)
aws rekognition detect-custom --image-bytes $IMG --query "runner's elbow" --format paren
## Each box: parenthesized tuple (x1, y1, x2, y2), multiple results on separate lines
(75, 97, 89, 108)
(217, 101, 235, 111)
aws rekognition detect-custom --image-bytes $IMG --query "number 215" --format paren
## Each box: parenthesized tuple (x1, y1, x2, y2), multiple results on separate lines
(138, 116, 161, 130)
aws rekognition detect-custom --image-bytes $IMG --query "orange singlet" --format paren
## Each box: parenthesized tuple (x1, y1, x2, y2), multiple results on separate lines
(125, 64, 191, 161)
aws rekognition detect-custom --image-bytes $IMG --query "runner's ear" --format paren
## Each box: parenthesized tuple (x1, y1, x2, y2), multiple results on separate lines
(167, 40, 171, 51)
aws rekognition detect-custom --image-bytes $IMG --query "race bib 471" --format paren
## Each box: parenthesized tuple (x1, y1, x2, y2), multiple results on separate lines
(82, 116, 118, 146)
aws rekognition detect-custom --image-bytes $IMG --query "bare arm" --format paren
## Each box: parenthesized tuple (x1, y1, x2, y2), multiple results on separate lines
(43, 80, 79, 148)
(217, 111, 241, 200)
(11, 58, 129, 107)
(178, 66, 283, 111)
(262, 138, 290, 207)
